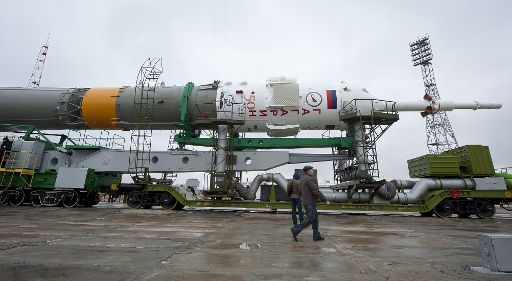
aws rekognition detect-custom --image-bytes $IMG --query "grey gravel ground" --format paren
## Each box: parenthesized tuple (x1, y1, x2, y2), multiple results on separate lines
(0, 203, 511, 281)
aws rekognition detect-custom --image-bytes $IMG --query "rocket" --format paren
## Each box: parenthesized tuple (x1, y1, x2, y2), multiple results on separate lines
(0, 77, 501, 136)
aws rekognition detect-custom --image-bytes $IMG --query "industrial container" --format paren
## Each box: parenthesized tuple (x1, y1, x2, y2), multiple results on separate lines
(443, 145, 495, 177)
(408, 155, 461, 178)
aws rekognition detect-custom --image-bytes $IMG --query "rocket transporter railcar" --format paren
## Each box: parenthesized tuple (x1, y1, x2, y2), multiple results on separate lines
(0, 80, 509, 218)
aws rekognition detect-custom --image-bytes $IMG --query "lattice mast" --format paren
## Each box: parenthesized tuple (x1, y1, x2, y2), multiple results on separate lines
(28, 33, 50, 88)
(410, 35, 459, 154)
(129, 58, 163, 182)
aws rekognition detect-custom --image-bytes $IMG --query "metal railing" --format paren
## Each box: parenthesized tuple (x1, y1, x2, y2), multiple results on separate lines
(340, 99, 397, 116)
(0, 150, 39, 187)
(496, 167, 512, 174)
(66, 130, 125, 149)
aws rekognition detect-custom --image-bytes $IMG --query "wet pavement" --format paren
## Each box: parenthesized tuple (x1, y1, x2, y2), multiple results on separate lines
(0, 203, 511, 281)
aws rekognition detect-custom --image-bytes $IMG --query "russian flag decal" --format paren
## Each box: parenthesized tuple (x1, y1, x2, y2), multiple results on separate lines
(326, 90, 337, 109)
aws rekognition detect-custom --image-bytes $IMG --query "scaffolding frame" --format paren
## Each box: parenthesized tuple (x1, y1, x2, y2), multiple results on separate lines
(129, 58, 163, 182)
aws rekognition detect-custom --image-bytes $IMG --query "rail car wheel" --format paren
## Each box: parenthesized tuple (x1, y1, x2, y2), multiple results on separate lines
(419, 210, 434, 217)
(126, 192, 142, 209)
(31, 191, 43, 206)
(9, 189, 25, 206)
(63, 191, 79, 208)
(475, 201, 495, 219)
(433, 199, 453, 218)
(160, 195, 178, 210)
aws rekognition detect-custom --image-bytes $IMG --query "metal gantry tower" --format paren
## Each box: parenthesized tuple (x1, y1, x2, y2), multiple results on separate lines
(410, 35, 459, 154)
(129, 58, 163, 182)
(28, 33, 50, 88)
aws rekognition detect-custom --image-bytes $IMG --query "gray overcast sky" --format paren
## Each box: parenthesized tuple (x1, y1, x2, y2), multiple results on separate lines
(0, 0, 511, 183)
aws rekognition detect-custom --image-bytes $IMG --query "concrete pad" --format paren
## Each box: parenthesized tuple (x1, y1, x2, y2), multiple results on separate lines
(0, 203, 511, 280)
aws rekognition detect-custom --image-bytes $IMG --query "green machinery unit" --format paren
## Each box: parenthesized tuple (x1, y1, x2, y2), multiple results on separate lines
(408, 145, 495, 178)
(0, 126, 122, 207)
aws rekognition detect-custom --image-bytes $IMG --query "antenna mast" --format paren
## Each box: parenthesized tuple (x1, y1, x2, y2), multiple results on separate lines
(28, 33, 50, 88)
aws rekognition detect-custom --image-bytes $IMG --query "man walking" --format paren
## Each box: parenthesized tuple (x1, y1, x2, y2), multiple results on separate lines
(287, 172, 303, 226)
(291, 165, 330, 241)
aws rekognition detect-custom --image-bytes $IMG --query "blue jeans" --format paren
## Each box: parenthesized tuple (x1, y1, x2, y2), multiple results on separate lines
(291, 204, 322, 240)
(290, 198, 304, 226)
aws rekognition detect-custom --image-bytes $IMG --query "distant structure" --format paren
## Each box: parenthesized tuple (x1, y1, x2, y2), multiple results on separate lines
(28, 33, 50, 88)
(27, 34, 126, 150)
(410, 35, 459, 154)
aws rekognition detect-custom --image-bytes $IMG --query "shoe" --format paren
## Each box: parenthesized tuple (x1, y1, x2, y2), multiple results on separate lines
(290, 228, 298, 242)
(313, 237, 325, 241)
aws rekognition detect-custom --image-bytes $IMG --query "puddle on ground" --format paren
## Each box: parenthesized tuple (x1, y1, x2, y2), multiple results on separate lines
(166, 251, 361, 273)
(206, 242, 262, 250)
(321, 247, 337, 253)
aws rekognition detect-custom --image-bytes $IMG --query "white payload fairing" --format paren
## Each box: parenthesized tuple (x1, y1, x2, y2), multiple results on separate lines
(0, 77, 501, 135)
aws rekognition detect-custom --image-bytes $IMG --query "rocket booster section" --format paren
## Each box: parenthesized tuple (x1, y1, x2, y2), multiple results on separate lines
(0, 79, 502, 135)
(0, 85, 198, 130)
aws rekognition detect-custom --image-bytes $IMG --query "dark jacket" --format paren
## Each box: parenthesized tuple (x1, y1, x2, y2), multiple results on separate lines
(287, 179, 301, 199)
(0, 140, 11, 156)
(299, 175, 327, 205)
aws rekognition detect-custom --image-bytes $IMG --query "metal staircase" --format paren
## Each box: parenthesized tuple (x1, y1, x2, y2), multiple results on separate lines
(337, 99, 399, 183)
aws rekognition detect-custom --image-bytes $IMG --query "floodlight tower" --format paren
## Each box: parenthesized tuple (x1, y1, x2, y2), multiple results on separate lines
(410, 35, 459, 154)
(28, 33, 50, 88)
